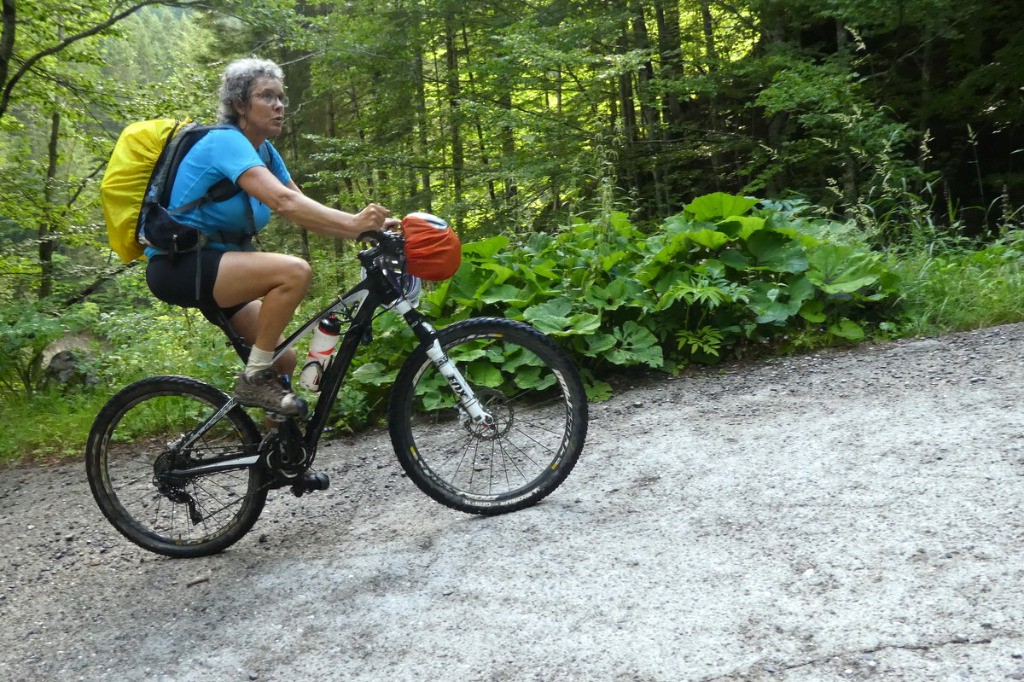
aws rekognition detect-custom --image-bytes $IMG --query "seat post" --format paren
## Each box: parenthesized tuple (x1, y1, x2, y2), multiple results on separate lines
(211, 308, 251, 363)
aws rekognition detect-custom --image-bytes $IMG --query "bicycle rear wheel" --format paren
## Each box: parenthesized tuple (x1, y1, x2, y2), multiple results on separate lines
(389, 317, 588, 515)
(85, 376, 267, 558)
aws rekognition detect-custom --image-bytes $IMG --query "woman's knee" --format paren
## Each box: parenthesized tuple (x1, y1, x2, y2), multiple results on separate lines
(215, 251, 310, 306)
(279, 254, 312, 291)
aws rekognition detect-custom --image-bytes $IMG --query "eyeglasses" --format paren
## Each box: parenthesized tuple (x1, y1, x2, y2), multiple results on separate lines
(253, 90, 289, 107)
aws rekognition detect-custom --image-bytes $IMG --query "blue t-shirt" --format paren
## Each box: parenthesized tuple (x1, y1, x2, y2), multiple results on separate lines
(143, 127, 291, 257)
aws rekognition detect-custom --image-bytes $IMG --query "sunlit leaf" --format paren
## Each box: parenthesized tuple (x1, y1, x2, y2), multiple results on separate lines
(800, 299, 827, 323)
(807, 245, 880, 294)
(463, 235, 509, 259)
(686, 228, 730, 250)
(686, 193, 760, 221)
(350, 361, 396, 386)
(717, 215, 765, 239)
(607, 322, 663, 368)
(583, 278, 645, 311)
(523, 298, 601, 336)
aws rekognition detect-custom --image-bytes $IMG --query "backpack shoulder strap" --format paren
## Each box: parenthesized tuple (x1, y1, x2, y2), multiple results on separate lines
(167, 178, 240, 216)
(156, 123, 260, 241)
(158, 124, 243, 211)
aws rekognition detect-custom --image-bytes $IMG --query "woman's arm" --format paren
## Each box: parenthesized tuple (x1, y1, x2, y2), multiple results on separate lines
(236, 165, 389, 239)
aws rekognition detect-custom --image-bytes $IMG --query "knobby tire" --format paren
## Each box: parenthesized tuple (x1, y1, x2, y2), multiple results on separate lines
(388, 318, 588, 515)
(85, 376, 267, 558)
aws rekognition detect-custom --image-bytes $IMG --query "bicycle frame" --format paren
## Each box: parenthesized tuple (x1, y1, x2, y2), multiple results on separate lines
(283, 258, 394, 456)
(166, 233, 493, 481)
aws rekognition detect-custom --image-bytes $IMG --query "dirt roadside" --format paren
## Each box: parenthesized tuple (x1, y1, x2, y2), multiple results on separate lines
(2, 323, 1023, 681)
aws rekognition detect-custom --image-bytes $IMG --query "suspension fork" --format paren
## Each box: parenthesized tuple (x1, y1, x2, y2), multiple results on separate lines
(398, 303, 493, 426)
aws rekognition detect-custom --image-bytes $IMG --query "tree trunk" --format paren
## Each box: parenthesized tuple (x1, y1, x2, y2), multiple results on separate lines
(287, 112, 310, 262)
(654, 0, 684, 132)
(460, 26, 496, 206)
(616, 15, 640, 196)
(499, 88, 518, 208)
(632, 2, 667, 216)
(325, 94, 347, 271)
(700, 0, 722, 189)
(38, 109, 60, 299)
(0, 0, 15, 107)
(444, 13, 465, 223)
(916, 21, 932, 188)
(413, 50, 432, 213)
(346, 86, 374, 199)
(836, 21, 858, 215)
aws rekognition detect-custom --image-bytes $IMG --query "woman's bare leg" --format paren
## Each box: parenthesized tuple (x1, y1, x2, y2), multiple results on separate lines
(213, 251, 312, 353)
(226, 301, 298, 376)
(214, 251, 311, 414)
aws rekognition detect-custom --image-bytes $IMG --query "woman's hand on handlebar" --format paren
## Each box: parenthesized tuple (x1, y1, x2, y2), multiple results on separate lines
(353, 203, 393, 234)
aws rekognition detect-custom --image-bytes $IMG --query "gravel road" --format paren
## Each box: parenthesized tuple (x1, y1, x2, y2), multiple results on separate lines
(2, 323, 1024, 681)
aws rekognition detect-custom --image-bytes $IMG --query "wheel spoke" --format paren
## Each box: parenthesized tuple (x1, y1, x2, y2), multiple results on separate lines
(86, 377, 266, 557)
(391, 319, 587, 514)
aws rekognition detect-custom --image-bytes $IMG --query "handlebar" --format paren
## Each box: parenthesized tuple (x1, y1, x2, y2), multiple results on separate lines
(356, 229, 406, 274)
(357, 228, 403, 250)
(356, 230, 385, 244)
(354, 227, 425, 310)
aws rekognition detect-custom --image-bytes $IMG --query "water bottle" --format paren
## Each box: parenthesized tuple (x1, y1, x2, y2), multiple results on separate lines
(298, 314, 342, 391)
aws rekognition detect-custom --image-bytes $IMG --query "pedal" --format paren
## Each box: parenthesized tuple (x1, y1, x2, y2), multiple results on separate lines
(291, 471, 330, 498)
(266, 397, 308, 419)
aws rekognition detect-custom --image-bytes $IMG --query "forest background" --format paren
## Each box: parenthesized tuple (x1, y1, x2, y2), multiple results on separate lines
(2, 0, 1024, 461)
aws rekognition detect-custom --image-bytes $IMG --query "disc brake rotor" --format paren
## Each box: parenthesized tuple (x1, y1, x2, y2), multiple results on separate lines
(463, 388, 514, 439)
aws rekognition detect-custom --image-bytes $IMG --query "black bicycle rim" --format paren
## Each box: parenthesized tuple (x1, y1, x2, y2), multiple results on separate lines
(85, 376, 266, 558)
(390, 318, 587, 515)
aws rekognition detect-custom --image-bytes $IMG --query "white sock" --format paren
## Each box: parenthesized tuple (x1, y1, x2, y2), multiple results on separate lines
(245, 346, 275, 377)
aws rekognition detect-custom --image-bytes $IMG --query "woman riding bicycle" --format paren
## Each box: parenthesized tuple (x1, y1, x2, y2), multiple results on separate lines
(145, 57, 397, 415)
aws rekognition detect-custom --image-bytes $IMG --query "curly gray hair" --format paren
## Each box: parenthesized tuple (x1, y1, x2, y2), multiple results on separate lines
(217, 57, 285, 124)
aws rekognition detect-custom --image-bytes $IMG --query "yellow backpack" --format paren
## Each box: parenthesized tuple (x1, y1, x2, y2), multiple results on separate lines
(101, 118, 189, 263)
(101, 119, 245, 263)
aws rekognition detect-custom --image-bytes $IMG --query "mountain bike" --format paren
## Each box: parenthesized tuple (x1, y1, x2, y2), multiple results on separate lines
(85, 231, 588, 558)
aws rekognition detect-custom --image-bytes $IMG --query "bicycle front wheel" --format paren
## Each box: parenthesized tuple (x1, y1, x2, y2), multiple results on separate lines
(85, 376, 267, 558)
(389, 317, 588, 515)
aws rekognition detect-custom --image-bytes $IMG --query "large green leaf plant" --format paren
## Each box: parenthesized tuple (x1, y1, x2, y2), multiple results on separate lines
(342, 193, 900, 407)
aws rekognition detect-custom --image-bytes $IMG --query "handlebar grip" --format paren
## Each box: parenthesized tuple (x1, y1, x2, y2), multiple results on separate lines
(357, 230, 384, 244)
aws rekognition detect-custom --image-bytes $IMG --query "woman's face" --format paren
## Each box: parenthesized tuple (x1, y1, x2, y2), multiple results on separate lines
(238, 77, 288, 140)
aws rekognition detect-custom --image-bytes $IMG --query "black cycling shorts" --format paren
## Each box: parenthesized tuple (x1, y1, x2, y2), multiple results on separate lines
(146, 250, 250, 326)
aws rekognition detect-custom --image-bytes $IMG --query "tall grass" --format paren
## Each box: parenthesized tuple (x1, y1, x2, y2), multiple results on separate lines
(0, 391, 109, 462)
(854, 176, 1024, 337)
(890, 231, 1024, 336)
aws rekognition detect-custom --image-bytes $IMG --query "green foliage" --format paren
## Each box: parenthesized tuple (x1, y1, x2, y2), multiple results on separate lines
(890, 231, 1024, 336)
(329, 193, 901, 411)
(5, 193, 1024, 463)
(0, 301, 101, 397)
(0, 304, 67, 396)
(92, 303, 241, 388)
(0, 391, 109, 461)
(0, 3, 223, 309)
(3, 0, 1024, 461)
